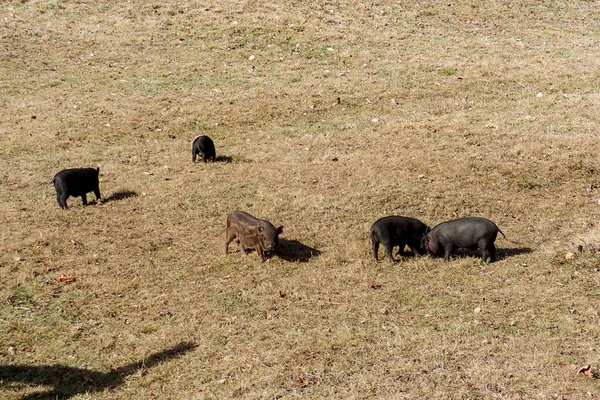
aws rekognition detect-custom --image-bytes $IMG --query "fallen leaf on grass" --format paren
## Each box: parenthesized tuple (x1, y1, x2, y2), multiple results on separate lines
(57, 275, 76, 283)
(368, 281, 382, 289)
(564, 252, 575, 261)
(295, 379, 309, 388)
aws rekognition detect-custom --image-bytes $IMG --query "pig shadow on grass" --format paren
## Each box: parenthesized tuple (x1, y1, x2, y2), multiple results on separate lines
(103, 190, 139, 203)
(0, 342, 196, 400)
(214, 155, 233, 163)
(195, 156, 233, 164)
(450, 247, 533, 261)
(497, 247, 533, 260)
(277, 239, 322, 262)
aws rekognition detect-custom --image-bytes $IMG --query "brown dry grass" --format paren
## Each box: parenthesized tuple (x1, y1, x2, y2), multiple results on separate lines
(2, 0, 600, 398)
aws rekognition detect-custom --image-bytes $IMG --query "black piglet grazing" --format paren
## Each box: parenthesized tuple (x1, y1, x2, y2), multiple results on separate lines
(370, 216, 430, 263)
(425, 216, 506, 263)
(51, 167, 102, 210)
(191, 135, 216, 163)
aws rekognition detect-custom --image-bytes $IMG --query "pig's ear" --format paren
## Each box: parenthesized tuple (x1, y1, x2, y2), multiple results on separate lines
(277, 226, 283, 235)
(96, 167, 100, 174)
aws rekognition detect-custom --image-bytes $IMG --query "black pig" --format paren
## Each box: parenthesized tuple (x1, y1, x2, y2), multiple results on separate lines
(191, 135, 216, 163)
(370, 216, 430, 263)
(51, 167, 102, 210)
(225, 211, 283, 262)
(426, 217, 506, 263)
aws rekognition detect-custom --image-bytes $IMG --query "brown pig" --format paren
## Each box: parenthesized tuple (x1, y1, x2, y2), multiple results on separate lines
(224, 211, 283, 262)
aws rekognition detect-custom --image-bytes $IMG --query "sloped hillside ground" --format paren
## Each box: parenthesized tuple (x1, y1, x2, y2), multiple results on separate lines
(2, 0, 600, 398)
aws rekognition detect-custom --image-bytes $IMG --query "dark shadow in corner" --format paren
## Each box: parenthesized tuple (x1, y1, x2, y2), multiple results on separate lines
(103, 190, 139, 203)
(0, 342, 196, 400)
(277, 239, 322, 262)
(214, 155, 233, 163)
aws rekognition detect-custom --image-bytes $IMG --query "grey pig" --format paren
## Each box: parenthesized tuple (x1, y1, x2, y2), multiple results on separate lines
(426, 217, 506, 263)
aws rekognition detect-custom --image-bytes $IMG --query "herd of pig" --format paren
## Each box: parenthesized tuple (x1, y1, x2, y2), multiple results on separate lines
(51, 135, 507, 264)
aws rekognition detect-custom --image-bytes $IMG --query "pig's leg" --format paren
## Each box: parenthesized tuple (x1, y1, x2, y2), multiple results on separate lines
(490, 244, 497, 262)
(383, 242, 397, 263)
(372, 240, 380, 261)
(224, 232, 236, 254)
(94, 188, 102, 203)
(443, 245, 454, 262)
(480, 248, 490, 264)
(57, 192, 68, 209)
(487, 243, 497, 263)
(81, 194, 87, 206)
(257, 247, 265, 262)
(238, 241, 248, 255)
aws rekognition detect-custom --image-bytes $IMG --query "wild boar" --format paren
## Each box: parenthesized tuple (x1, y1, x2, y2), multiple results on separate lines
(370, 216, 430, 263)
(191, 135, 216, 163)
(51, 167, 102, 210)
(426, 217, 506, 263)
(225, 211, 283, 262)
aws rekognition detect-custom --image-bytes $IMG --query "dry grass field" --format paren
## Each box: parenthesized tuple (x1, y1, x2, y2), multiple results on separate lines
(2, 0, 600, 398)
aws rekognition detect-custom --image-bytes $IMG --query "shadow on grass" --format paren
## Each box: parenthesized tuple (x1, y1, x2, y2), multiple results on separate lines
(0, 342, 196, 400)
(194, 155, 233, 164)
(497, 247, 533, 260)
(444, 247, 533, 262)
(277, 239, 322, 262)
(215, 155, 233, 163)
(103, 190, 138, 203)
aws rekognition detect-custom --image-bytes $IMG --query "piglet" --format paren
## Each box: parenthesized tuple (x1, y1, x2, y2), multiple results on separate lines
(426, 217, 506, 263)
(370, 216, 430, 263)
(51, 167, 102, 210)
(192, 135, 216, 163)
(225, 211, 283, 262)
